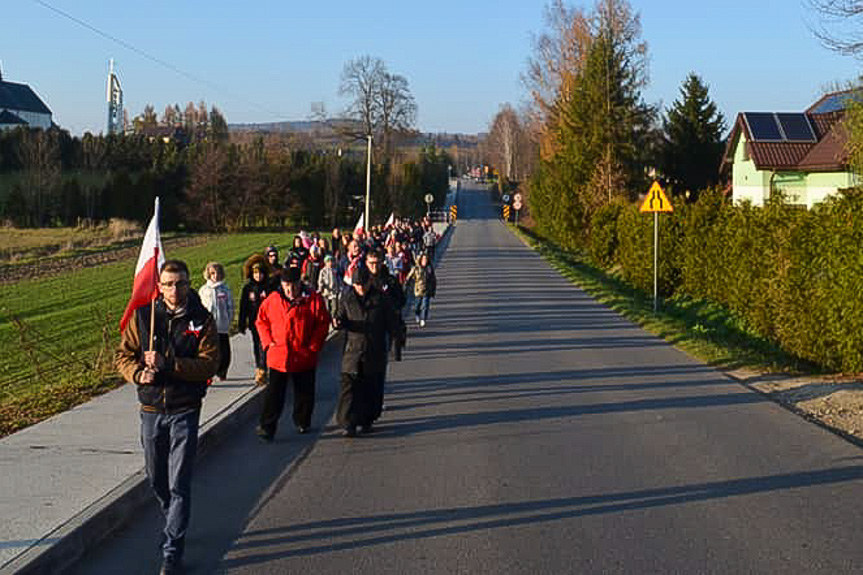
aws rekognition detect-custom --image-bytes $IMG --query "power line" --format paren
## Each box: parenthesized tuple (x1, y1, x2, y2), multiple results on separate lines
(31, 0, 288, 120)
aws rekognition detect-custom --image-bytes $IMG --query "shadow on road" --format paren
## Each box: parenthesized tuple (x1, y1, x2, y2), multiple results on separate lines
(219, 464, 863, 569)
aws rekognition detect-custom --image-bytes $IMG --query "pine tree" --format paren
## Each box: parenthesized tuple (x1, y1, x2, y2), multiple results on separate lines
(661, 73, 726, 198)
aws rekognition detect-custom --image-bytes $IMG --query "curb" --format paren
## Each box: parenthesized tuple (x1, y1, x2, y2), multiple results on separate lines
(2, 384, 267, 575)
(1, 331, 338, 575)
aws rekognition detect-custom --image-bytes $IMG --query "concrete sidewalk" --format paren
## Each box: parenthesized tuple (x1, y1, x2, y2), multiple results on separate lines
(0, 220, 455, 575)
(0, 329, 269, 575)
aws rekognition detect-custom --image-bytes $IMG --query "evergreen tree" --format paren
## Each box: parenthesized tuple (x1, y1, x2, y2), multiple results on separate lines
(529, 0, 653, 245)
(661, 72, 726, 198)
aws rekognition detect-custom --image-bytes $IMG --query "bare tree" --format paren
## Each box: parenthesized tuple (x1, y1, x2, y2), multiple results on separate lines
(186, 144, 229, 230)
(487, 104, 521, 181)
(161, 105, 177, 126)
(339, 56, 416, 146)
(377, 72, 417, 155)
(809, 0, 863, 56)
(339, 55, 386, 138)
(523, 0, 593, 159)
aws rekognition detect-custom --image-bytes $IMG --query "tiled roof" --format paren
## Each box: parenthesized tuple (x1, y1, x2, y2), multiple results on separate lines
(0, 109, 26, 125)
(0, 80, 51, 115)
(723, 111, 848, 173)
(798, 121, 848, 172)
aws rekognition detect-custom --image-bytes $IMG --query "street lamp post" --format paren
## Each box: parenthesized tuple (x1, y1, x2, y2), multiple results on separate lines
(364, 134, 372, 230)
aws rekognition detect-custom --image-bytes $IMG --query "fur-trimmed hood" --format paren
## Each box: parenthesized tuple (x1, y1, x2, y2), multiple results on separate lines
(243, 253, 271, 280)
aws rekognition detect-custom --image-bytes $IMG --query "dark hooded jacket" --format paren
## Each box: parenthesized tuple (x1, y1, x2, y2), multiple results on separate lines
(116, 290, 219, 414)
(239, 253, 271, 332)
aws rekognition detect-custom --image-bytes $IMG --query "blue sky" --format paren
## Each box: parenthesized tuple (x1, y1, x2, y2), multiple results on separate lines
(2, 0, 860, 135)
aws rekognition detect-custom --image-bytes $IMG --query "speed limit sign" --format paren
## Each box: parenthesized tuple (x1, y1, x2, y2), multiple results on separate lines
(513, 193, 523, 203)
(513, 200, 523, 210)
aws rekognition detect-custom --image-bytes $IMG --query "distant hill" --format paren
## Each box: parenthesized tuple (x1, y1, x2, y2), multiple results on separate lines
(228, 120, 482, 148)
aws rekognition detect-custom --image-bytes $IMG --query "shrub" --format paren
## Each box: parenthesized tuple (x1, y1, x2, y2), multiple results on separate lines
(556, 186, 863, 372)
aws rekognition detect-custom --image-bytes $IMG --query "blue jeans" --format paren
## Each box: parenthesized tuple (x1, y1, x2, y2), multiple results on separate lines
(414, 295, 431, 321)
(140, 408, 200, 562)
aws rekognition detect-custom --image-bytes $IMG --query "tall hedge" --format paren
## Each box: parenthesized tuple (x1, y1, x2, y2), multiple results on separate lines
(578, 188, 863, 372)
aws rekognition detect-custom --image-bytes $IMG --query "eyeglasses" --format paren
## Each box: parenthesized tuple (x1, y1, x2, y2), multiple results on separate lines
(160, 280, 190, 289)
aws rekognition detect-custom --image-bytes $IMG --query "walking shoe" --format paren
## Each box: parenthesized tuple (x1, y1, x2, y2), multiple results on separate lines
(420, 319, 426, 327)
(160, 556, 183, 575)
(254, 368, 266, 386)
(360, 423, 374, 434)
(256, 426, 273, 443)
(343, 425, 357, 438)
(415, 316, 421, 325)
(297, 425, 309, 434)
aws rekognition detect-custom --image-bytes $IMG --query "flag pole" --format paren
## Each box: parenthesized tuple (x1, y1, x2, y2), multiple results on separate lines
(149, 251, 157, 352)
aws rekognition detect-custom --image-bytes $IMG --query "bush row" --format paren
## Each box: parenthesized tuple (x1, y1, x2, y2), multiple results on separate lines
(577, 189, 863, 372)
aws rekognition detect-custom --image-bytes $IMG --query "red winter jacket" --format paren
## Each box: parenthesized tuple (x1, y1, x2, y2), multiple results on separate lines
(255, 285, 331, 373)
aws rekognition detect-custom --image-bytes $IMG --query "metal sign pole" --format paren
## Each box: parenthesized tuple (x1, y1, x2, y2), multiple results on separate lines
(653, 211, 659, 313)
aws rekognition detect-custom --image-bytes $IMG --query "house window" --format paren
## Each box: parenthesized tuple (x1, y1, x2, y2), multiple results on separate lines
(743, 142, 751, 161)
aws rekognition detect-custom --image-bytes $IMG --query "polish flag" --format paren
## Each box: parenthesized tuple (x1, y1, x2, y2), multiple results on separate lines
(385, 228, 397, 248)
(353, 213, 364, 234)
(299, 230, 314, 249)
(384, 212, 395, 229)
(119, 198, 165, 332)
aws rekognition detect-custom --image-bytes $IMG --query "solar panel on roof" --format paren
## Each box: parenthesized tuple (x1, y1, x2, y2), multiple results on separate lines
(810, 91, 863, 114)
(776, 113, 816, 142)
(743, 112, 782, 142)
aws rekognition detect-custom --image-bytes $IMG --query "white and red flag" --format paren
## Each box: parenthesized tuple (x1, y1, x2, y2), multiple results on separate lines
(299, 230, 314, 249)
(353, 213, 365, 235)
(119, 197, 165, 332)
(385, 230, 396, 248)
(384, 212, 395, 229)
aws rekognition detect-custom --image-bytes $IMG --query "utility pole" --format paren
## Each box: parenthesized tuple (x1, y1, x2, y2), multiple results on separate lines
(365, 134, 372, 229)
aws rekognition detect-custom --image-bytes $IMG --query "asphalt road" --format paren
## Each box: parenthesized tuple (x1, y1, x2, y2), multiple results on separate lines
(73, 184, 863, 574)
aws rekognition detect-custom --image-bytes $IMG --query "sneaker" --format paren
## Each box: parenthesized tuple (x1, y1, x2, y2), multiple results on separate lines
(360, 423, 374, 434)
(420, 319, 426, 327)
(343, 425, 357, 438)
(297, 425, 309, 434)
(415, 316, 421, 325)
(256, 426, 273, 443)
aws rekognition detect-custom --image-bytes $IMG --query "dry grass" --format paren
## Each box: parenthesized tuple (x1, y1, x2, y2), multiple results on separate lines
(0, 221, 143, 263)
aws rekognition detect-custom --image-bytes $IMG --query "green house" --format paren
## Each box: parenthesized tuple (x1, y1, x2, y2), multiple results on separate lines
(721, 91, 860, 208)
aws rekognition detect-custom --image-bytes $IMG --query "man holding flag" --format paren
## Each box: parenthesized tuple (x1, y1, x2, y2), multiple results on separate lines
(115, 199, 219, 575)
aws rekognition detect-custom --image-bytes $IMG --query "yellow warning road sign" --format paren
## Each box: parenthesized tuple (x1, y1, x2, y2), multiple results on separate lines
(503, 205, 510, 220)
(640, 181, 673, 213)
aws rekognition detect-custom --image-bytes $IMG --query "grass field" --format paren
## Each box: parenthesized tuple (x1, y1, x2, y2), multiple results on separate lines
(0, 231, 313, 436)
(512, 225, 820, 376)
(0, 224, 139, 262)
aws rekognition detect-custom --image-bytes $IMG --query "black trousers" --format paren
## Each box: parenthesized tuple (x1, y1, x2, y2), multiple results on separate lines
(217, 334, 231, 377)
(250, 327, 266, 370)
(259, 368, 316, 435)
(337, 368, 381, 428)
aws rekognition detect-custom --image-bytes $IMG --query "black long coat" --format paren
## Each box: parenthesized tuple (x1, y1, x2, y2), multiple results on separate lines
(336, 285, 398, 375)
